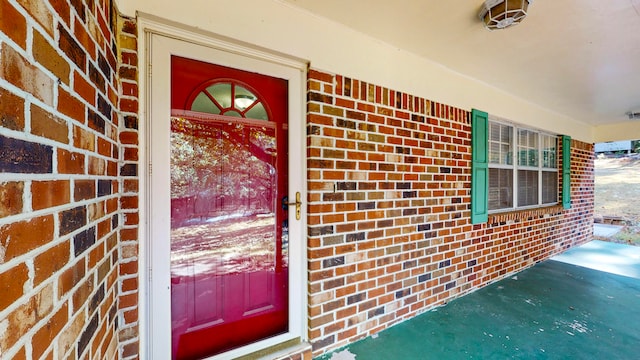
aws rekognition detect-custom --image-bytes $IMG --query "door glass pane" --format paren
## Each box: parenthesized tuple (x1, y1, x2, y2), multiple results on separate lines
(245, 102, 268, 121)
(234, 85, 258, 110)
(170, 115, 287, 359)
(224, 110, 243, 118)
(191, 92, 220, 114)
(207, 83, 232, 109)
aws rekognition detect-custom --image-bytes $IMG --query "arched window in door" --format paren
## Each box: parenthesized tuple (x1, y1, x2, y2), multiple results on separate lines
(188, 81, 270, 121)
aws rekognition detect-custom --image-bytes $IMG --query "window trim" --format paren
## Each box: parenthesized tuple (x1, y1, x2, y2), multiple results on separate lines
(488, 118, 559, 214)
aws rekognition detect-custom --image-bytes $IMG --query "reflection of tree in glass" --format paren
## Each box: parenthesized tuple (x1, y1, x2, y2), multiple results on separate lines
(170, 116, 276, 227)
(170, 215, 277, 276)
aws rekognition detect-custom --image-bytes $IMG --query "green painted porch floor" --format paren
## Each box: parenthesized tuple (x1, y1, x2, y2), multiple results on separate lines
(318, 241, 640, 360)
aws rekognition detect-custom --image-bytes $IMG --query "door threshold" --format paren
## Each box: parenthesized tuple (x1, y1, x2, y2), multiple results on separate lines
(236, 339, 311, 360)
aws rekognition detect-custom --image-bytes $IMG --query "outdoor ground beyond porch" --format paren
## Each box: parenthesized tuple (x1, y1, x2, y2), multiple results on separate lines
(318, 241, 640, 359)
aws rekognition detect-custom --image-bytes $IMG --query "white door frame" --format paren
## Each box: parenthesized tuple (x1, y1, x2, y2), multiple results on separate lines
(137, 16, 307, 359)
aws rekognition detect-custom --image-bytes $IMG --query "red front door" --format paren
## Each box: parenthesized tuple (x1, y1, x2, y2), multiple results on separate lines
(169, 56, 289, 359)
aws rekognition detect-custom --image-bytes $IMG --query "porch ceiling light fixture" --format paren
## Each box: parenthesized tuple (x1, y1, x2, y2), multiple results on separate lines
(627, 112, 640, 120)
(479, 0, 533, 31)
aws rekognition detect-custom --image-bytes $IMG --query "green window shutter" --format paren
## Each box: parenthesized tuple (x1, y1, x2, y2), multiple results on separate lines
(471, 109, 489, 224)
(562, 135, 571, 209)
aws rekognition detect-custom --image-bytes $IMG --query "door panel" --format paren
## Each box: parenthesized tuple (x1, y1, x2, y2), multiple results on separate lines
(170, 56, 289, 360)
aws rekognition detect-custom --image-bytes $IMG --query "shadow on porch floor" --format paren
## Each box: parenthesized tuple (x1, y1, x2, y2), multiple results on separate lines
(318, 241, 640, 360)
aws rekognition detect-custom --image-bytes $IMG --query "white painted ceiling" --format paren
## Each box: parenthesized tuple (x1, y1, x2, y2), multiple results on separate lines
(282, 0, 640, 127)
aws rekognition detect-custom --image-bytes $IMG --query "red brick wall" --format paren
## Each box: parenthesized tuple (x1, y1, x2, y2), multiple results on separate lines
(115, 13, 140, 360)
(306, 69, 594, 356)
(0, 1, 139, 359)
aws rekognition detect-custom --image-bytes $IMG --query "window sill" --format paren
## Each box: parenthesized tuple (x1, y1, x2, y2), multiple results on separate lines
(488, 204, 564, 225)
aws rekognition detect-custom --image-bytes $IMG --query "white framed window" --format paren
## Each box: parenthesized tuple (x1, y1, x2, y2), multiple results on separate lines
(488, 120, 558, 212)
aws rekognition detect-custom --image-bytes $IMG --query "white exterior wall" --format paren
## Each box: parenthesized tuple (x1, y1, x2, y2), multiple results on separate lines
(116, 0, 597, 142)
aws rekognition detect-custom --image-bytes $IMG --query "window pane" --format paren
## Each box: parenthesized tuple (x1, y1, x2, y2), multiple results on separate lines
(489, 168, 513, 210)
(517, 170, 538, 206)
(234, 85, 257, 110)
(541, 135, 557, 168)
(207, 83, 232, 108)
(542, 171, 558, 204)
(518, 129, 538, 167)
(245, 102, 268, 121)
(489, 122, 512, 165)
(191, 93, 221, 114)
(490, 142, 501, 163)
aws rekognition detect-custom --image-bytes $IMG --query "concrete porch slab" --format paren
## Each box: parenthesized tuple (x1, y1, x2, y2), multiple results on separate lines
(318, 241, 640, 360)
(552, 240, 640, 279)
(594, 223, 624, 238)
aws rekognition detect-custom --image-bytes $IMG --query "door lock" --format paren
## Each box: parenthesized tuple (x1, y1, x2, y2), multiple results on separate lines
(282, 192, 302, 220)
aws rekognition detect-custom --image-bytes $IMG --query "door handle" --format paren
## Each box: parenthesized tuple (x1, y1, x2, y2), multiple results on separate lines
(283, 192, 302, 220)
